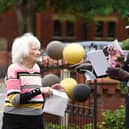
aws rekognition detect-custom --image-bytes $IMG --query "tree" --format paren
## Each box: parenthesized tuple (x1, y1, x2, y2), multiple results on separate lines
(49, 0, 129, 22)
(0, 0, 47, 35)
(0, 0, 128, 35)
(14, 0, 47, 34)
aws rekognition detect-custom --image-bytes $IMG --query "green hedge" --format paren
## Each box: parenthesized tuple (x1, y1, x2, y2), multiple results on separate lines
(121, 38, 129, 50)
(97, 105, 127, 129)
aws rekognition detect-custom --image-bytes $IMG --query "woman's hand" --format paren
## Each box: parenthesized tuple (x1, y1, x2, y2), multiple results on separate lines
(51, 83, 65, 92)
(40, 87, 53, 97)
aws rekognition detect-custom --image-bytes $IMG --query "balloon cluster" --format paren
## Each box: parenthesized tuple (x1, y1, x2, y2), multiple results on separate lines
(42, 74, 91, 102)
(42, 40, 91, 102)
(46, 41, 85, 64)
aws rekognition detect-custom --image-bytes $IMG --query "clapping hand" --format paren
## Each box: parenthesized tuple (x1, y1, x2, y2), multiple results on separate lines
(106, 67, 129, 81)
(74, 63, 92, 73)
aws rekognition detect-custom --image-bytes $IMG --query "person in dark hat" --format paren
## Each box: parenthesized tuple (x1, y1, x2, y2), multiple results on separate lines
(74, 57, 129, 128)
(106, 55, 129, 128)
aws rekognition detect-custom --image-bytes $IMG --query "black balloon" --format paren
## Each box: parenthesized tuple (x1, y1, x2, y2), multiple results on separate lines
(42, 73, 60, 87)
(72, 83, 91, 102)
(46, 40, 64, 60)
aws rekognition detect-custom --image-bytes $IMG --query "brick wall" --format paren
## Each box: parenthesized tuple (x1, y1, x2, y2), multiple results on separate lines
(92, 77, 125, 121)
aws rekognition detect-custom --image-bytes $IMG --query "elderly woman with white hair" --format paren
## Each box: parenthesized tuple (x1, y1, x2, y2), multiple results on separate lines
(1, 33, 63, 129)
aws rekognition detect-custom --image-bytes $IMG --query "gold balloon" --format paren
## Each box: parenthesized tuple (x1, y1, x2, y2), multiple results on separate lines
(63, 43, 85, 64)
(60, 78, 77, 98)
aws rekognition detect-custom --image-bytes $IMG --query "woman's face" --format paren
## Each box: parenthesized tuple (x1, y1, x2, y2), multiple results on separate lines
(26, 43, 41, 63)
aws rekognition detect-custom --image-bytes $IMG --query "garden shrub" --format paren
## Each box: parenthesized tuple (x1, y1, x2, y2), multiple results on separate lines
(97, 105, 127, 129)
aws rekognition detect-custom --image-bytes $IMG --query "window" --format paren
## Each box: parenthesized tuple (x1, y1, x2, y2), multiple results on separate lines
(108, 22, 115, 37)
(96, 21, 104, 37)
(66, 21, 74, 36)
(53, 20, 61, 36)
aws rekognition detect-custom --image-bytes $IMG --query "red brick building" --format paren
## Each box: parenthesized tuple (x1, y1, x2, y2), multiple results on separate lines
(0, 9, 128, 66)
(0, 9, 128, 50)
(36, 10, 129, 48)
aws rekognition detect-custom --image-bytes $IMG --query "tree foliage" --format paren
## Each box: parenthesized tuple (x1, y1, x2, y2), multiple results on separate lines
(0, 0, 14, 13)
(0, 0, 48, 34)
(0, 0, 128, 34)
(49, 0, 129, 21)
(121, 38, 129, 50)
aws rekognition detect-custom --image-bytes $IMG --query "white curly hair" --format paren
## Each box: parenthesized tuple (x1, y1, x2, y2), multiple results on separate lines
(11, 33, 41, 64)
